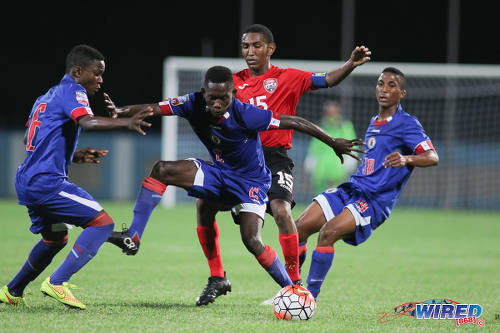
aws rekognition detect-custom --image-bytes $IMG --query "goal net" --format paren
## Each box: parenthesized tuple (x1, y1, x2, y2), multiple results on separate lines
(162, 57, 500, 211)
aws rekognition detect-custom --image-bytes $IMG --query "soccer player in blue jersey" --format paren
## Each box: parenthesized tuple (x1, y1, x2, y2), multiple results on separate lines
(0, 44, 153, 309)
(106, 65, 364, 305)
(295, 67, 439, 300)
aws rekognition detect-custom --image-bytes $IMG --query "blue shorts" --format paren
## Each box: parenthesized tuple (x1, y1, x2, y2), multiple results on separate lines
(314, 183, 387, 246)
(24, 181, 104, 234)
(185, 158, 270, 219)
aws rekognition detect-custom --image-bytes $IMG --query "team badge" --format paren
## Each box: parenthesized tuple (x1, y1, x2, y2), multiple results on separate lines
(367, 136, 376, 149)
(210, 133, 221, 144)
(263, 78, 278, 93)
(75, 91, 89, 106)
(170, 94, 189, 106)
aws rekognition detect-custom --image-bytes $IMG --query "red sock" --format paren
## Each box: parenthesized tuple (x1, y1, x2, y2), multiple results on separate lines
(196, 220, 224, 278)
(279, 233, 300, 282)
(316, 245, 335, 253)
(256, 245, 276, 269)
(298, 242, 307, 257)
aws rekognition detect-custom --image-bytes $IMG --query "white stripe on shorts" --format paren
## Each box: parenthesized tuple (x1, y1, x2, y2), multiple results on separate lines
(346, 204, 371, 226)
(58, 191, 103, 211)
(186, 158, 204, 186)
(231, 203, 267, 220)
(314, 194, 335, 221)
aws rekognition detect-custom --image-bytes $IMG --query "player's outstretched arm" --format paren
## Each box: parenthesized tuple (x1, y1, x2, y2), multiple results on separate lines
(104, 93, 163, 118)
(383, 150, 439, 168)
(325, 46, 371, 87)
(73, 148, 109, 164)
(77, 107, 154, 135)
(278, 114, 365, 163)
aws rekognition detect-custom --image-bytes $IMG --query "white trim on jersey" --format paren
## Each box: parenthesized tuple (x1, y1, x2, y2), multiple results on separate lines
(231, 203, 267, 220)
(58, 191, 103, 211)
(268, 116, 280, 129)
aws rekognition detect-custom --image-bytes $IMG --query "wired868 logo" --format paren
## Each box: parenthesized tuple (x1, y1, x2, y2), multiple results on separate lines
(377, 299, 485, 327)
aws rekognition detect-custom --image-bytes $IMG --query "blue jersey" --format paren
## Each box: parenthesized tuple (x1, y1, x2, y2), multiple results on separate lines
(16, 74, 94, 205)
(349, 105, 434, 220)
(159, 92, 281, 181)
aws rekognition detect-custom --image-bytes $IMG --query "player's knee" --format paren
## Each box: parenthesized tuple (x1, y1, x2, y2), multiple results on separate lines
(196, 199, 216, 219)
(85, 211, 114, 235)
(150, 160, 174, 179)
(317, 224, 339, 246)
(241, 234, 265, 256)
(271, 203, 294, 230)
(41, 230, 69, 247)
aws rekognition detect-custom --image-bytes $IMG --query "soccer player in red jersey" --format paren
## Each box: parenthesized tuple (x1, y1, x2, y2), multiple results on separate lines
(193, 24, 371, 302)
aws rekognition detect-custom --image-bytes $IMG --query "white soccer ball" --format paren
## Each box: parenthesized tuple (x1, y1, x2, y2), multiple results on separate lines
(273, 284, 316, 320)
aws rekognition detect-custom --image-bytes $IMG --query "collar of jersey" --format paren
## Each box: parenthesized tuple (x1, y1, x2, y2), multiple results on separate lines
(373, 104, 403, 127)
(209, 111, 230, 125)
(242, 64, 280, 80)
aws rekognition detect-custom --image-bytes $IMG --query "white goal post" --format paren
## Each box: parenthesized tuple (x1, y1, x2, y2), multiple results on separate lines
(162, 57, 500, 210)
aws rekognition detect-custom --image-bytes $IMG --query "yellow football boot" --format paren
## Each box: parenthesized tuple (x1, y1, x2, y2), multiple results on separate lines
(40, 277, 86, 310)
(0, 285, 29, 306)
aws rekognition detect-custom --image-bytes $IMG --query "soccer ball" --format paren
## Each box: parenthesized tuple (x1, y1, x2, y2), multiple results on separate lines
(273, 284, 316, 320)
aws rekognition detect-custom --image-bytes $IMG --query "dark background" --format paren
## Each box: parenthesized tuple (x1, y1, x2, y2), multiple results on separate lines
(1, 1, 498, 130)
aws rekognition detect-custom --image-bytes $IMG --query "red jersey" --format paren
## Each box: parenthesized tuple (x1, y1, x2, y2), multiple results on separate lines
(233, 65, 318, 149)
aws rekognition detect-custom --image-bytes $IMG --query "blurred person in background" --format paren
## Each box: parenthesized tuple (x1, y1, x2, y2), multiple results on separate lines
(305, 100, 358, 194)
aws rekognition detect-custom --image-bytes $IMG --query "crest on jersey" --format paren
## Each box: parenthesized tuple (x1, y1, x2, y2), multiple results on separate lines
(263, 78, 278, 93)
(75, 91, 89, 106)
(210, 133, 221, 145)
(170, 94, 189, 106)
(367, 136, 376, 149)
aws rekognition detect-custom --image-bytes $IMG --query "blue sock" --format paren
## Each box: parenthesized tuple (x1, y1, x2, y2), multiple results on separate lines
(257, 245, 293, 287)
(8, 240, 66, 296)
(306, 247, 334, 300)
(50, 224, 113, 285)
(128, 179, 165, 241)
(268, 256, 294, 287)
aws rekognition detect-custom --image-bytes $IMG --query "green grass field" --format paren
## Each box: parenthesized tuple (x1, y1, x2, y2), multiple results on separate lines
(1, 199, 499, 332)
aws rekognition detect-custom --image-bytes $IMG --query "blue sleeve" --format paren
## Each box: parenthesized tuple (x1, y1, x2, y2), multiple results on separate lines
(167, 92, 198, 119)
(236, 101, 273, 132)
(402, 116, 431, 152)
(64, 84, 94, 122)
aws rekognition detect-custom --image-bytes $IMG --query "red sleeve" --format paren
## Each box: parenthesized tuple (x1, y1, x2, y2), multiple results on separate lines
(71, 106, 93, 123)
(414, 140, 435, 155)
(159, 101, 173, 116)
(287, 68, 314, 95)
